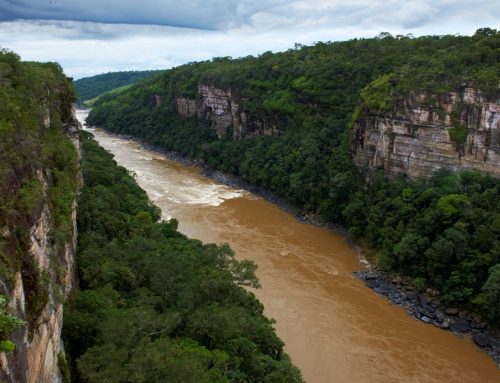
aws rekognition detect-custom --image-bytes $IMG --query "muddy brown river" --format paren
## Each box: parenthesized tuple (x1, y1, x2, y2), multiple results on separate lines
(78, 110, 500, 383)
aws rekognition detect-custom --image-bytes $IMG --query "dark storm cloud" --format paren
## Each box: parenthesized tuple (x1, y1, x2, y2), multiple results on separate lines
(0, 0, 289, 30)
(1, 1, 498, 33)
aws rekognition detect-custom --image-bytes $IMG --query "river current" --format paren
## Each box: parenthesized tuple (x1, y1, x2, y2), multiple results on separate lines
(77, 110, 500, 383)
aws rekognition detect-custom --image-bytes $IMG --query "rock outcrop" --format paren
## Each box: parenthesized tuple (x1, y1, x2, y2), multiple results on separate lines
(174, 84, 277, 138)
(0, 114, 81, 383)
(352, 87, 500, 179)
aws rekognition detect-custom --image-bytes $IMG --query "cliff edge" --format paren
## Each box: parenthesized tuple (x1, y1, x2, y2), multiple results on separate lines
(0, 51, 80, 383)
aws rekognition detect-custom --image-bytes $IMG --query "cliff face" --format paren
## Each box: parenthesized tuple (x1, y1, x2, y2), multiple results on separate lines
(0, 114, 80, 383)
(174, 84, 278, 138)
(0, 52, 81, 382)
(352, 87, 500, 178)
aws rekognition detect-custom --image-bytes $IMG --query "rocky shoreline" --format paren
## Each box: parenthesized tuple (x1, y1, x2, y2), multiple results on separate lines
(92, 128, 500, 369)
(355, 268, 500, 367)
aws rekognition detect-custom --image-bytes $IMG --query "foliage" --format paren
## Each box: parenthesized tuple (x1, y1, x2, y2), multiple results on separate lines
(62, 134, 302, 382)
(448, 125, 468, 151)
(74, 70, 163, 104)
(360, 74, 395, 110)
(482, 264, 500, 322)
(58, 352, 71, 383)
(87, 30, 500, 325)
(343, 170, 500, 322)
(42, 117, 78, 244)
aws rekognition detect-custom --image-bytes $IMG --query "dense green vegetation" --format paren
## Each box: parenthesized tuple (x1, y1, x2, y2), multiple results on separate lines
(344, 169, 500, 317)
(62, 133, 302, 383)
(83, 83, 134, 106)
(0, 49, 78, 332)
(74, 70, 162, 104)
(88, 29, 500, 324)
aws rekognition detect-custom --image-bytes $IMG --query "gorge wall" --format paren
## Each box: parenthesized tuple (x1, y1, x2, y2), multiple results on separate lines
(352, 87, 500, 179)
(0, 115, 80, 383)
(175, 83, 500, 179)
(0, 53, 81, 383)
(174, 84, 280, 138)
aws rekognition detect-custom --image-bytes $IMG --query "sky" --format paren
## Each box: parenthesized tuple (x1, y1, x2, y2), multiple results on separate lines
(0, 0, 498, 79)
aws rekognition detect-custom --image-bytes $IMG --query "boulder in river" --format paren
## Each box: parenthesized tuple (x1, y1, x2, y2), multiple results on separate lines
(450, 320, 470, 333)
(421, 316, 432, 324)
(365, 279, 379, 289)
(426, 288, 440, 297)
(438, 319, 451, 329)
(419, 294, 432, 307)
(392, 276, 402, 285)
(472, 333, 491, 348)
(374, 286, 388, 295)
(419, 307, 436, 319)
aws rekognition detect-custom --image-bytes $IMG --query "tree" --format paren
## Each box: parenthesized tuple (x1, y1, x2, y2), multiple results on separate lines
(483, 264, 500, 322)
(436, 194, 469, 224)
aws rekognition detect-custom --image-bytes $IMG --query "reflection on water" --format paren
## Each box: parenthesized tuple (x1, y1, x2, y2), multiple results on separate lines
(77, 109, 500, 383)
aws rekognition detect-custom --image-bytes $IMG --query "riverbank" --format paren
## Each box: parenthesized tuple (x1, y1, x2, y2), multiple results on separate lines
(355, 268, 500, 367)
(138, 142, 353, 235)
(146, 140, 500, 369)
(85, 124, 500, 369)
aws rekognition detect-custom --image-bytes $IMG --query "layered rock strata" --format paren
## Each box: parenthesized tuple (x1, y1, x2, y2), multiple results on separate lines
(352, 87, 500, 178)
(0, 115, 81, 383)
(174, 84, 277, 138)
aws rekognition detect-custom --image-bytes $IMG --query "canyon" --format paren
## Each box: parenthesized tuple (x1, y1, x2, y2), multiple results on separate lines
(0, 120, 80, 383)
(81, 110, 500, 383)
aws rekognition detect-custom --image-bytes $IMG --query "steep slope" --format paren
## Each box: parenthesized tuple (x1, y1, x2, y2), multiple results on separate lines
(74, 70, 162, 105)
(0, 50, 80, 383)
(353, 83, 499, 180)
(82, 83, 133, 107)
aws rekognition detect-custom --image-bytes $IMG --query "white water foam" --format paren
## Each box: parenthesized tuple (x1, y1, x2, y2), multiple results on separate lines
(76, 108, 244, 209)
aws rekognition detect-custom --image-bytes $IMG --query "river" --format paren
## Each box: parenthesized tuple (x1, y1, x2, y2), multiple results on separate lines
(77, 110, 500, 383)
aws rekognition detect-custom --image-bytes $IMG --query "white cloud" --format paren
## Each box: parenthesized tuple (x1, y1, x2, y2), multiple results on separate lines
(0, 1, 498, 79)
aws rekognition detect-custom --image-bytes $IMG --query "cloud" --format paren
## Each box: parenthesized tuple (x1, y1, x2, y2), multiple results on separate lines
(0, 0, 498, 79)
(247, 0, 498, 31)
(0, 20, 292, 78)
(0, 0, 290, 30)
(2, 1, 498, 33)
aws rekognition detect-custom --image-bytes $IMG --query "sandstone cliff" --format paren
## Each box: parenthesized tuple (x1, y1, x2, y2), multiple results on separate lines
(0, 54, 81, 382)
(0, 113, 80, 383)
(174, 84, 279, 138)
(352, 87, 500, 179)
